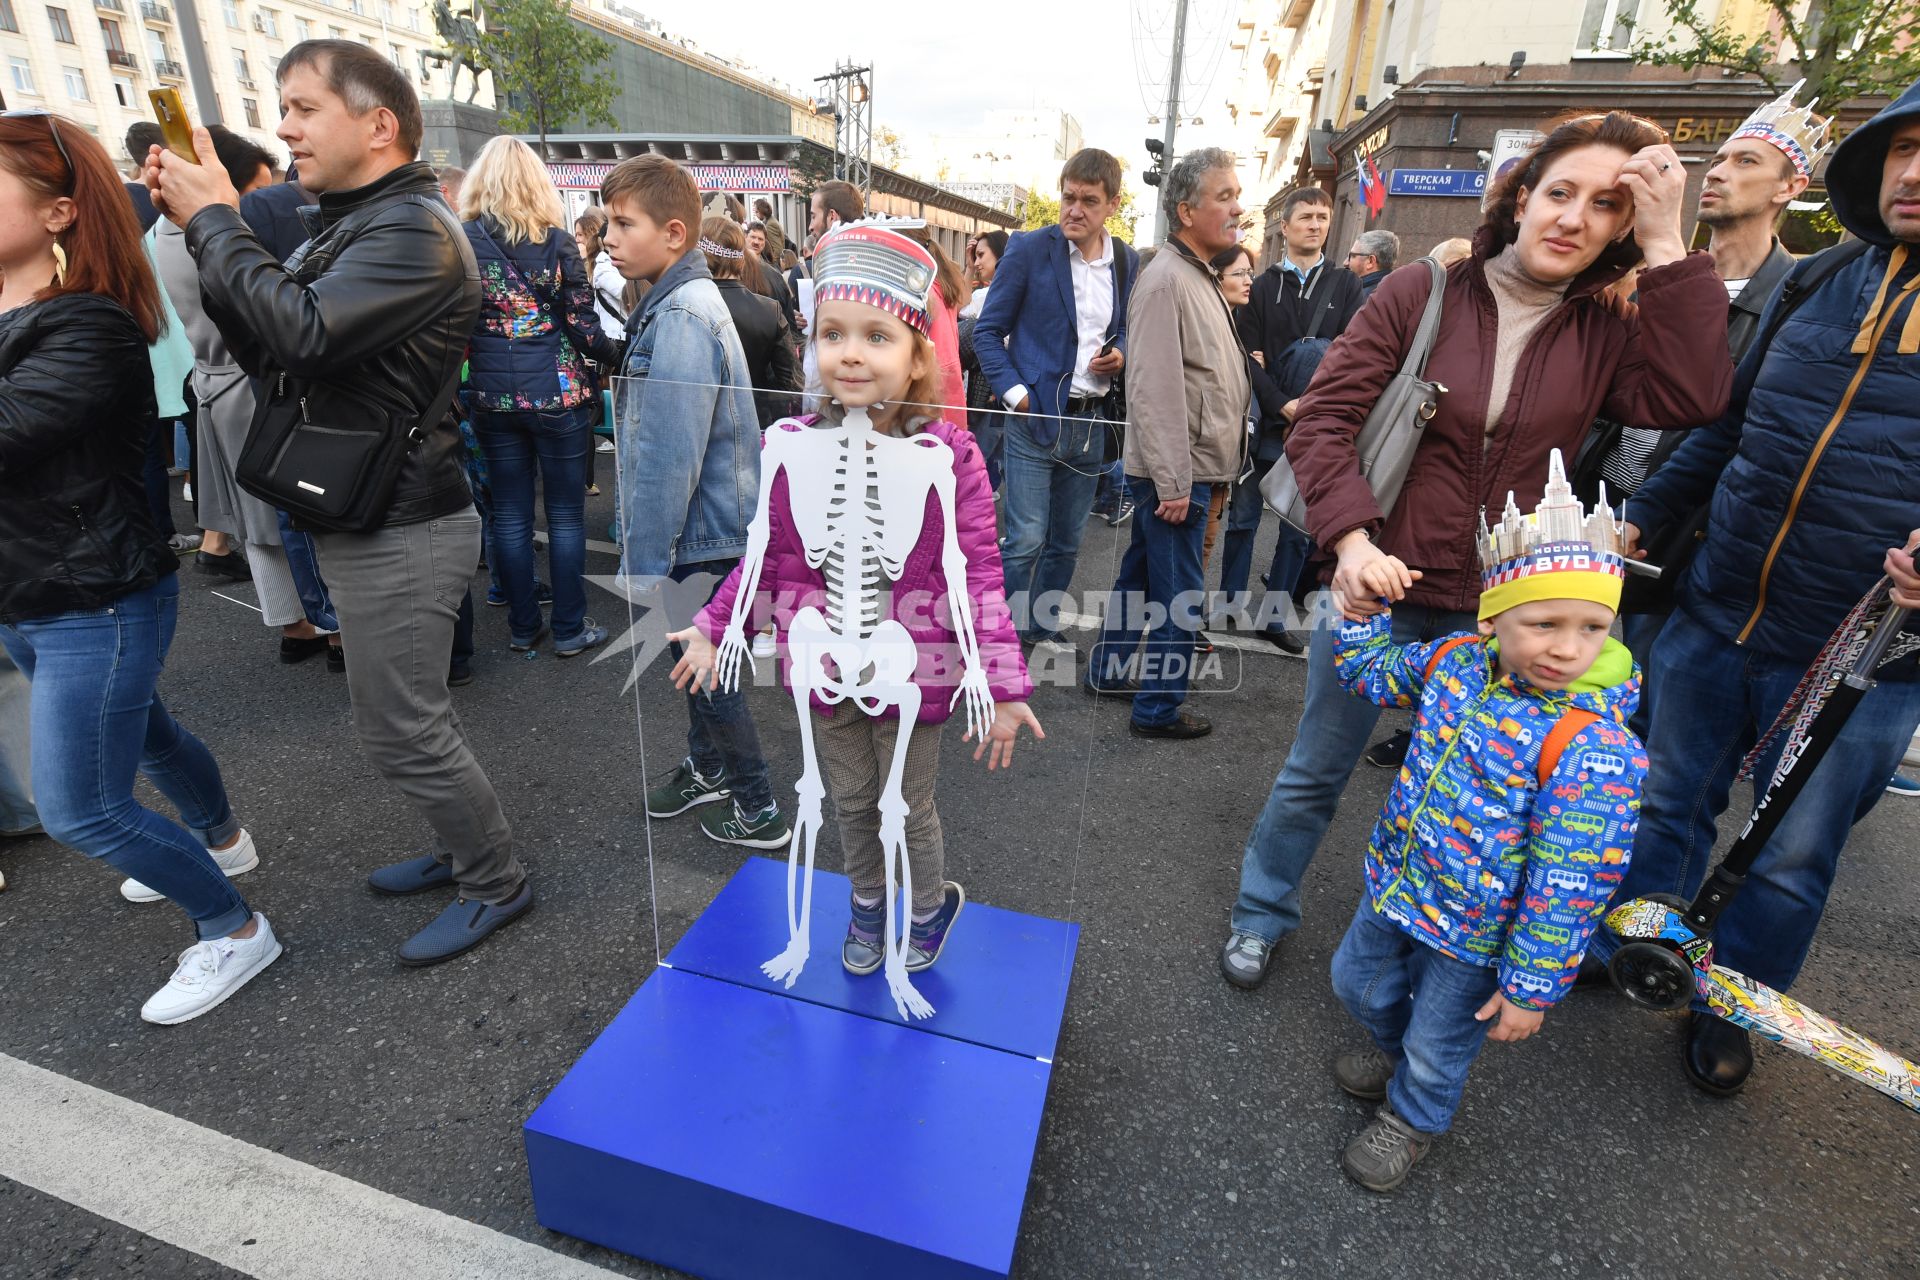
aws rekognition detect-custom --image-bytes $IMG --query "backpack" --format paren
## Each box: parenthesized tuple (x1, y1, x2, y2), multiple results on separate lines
(1422, 636, 1601, 787)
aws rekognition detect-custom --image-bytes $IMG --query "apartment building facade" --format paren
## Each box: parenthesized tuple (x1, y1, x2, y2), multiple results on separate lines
(0, 0, 487, 168)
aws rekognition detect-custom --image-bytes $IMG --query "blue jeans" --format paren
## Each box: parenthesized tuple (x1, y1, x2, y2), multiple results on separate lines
(1089, 477, 1214, 728)
(1231, 602, 1478, 940)
(143, 416, 176, 538)
(275, 509, 338, 632)
(1219, 462, 1313, 622)
(1093, 457, 1126, 513)
(672, 559, 775, 814)
(0, 576, 249, 939)
(1331, 898, 1499, 1134)
(970, 409, 1005, 492)
(1589, 608, 1920, 999)
(474, 405, 594, 645)
(1000, 415, 1106, 643)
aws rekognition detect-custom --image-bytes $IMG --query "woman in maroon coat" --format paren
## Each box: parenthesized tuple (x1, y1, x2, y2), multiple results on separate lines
(1219, 110, 1733, 990)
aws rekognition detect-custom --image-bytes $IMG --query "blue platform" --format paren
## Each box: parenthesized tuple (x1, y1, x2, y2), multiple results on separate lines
(525, 858, 1079, 1279)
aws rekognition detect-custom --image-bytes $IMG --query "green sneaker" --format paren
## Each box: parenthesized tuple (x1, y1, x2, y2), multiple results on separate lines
(646, 757, 730, 818)
(698, 800, 794, 850)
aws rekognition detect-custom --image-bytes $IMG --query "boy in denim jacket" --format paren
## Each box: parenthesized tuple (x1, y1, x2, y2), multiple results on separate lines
(1326, 456, 1648, 1191)
(600, 155, 790, 850)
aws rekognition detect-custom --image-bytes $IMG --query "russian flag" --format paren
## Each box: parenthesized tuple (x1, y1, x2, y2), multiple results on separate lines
(1362, 154, 1387, 220)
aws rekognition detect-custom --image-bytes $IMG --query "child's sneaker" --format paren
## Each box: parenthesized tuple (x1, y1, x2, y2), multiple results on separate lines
(120, 829, 260, 904)
(1333, 1046, 1394, 1101)
(906, 881, 965, 972)
(842, 893, 886, 975)
(646, 757, 730, 818)
(1341, 1102, 1433, 1192)
(139, 913, 282, 1025)
(698, 800, 793, 850)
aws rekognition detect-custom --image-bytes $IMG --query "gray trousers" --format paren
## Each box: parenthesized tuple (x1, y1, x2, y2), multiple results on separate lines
(312, 508, 522, 902)
(246, 539, 306, 629)
(813, 708, 943, 913)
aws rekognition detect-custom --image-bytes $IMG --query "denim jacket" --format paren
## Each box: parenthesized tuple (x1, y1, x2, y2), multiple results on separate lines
(616, 250, 760, 575)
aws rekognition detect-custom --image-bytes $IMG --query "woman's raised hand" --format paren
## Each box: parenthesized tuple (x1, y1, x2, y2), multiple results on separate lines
(1616, 143, 1689, 268)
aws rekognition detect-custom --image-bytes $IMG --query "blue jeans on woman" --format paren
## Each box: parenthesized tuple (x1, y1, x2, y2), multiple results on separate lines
(1231, 603, 1478, 941)
(0, 575, 250, 939)
(473, 404, 594, 646)
(1330, 898, 1500, 1134)
(1219, 461, 1313, 623)
(1587, 608, 1920, 1003)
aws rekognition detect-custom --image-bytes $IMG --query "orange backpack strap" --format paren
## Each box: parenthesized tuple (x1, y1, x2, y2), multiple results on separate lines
(1421, 634, 1479, 681)
(1537, 710, 1602, 787)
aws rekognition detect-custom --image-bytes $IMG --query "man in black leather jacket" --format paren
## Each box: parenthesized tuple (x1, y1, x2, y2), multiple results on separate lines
(146, 39, 534, 965)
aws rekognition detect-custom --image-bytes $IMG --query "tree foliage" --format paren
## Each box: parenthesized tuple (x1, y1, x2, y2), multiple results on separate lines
(1022, 188, 1141, 244)
(480, 0, 618, 149)
(1630, 0, 1920, 109)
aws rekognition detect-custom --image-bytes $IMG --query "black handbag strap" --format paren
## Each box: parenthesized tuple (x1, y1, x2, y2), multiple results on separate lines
(1107, 237, 1130, 344)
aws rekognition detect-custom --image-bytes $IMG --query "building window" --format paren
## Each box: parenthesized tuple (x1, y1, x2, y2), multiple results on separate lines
(389, 40, 402, 66)
(1576, 0, 1638, 54)
(8, 56, 35, 95)
(62, 65, 87, 99)
(257, 6, 273, 35)
(220, 0, 237, 25)
(328, 23, 343, 37)
(47, 4, 74, 40)
(346, 0, 360, 13)
(407, 3, 417, 30)
(113, 72, 134, 105)
(0, 0, 17, 31)
(233, 50, 248, 78)
(243, 96, 260, 127)
(294, 13, 307, 38)
(144, 23, 165, 59)
(98, 13, 123, 46)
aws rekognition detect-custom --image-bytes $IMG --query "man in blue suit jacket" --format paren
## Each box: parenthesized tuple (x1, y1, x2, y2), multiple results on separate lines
(975, 148, 1138, 651)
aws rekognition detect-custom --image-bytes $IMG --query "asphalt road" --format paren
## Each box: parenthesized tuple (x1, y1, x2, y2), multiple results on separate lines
(2, 487, 1917, 1279)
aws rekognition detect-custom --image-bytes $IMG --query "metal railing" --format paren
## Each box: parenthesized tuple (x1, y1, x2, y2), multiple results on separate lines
(154, 57, 184, 77)
(107, 49, 138, 67)
(141, 0, 170, 20)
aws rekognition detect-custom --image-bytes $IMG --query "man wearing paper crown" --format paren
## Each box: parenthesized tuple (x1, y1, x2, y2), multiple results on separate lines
(1590, 75, 1920, 1100)
(1321, 449, 1647, 1193)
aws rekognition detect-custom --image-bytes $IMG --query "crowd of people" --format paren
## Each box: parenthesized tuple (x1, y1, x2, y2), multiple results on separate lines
(2, 37, 1919, 1195)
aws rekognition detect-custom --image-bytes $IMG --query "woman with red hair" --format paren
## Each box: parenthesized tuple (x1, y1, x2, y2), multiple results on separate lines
(0, 110, 281, 1024)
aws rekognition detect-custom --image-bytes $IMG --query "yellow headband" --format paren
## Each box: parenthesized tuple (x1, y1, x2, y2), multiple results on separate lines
(1479, 566, 1623, 621)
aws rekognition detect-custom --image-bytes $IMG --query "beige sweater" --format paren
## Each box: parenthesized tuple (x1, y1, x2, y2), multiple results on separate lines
(1123, 244, 1250, 494)
(1480, 248, 1570, 439)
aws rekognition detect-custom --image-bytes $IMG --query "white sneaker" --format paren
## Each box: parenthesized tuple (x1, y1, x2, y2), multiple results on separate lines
(121, 829, 260, 904)
(752, 629, 777, 659)
(596, 438, 615, 453)
(139, 913, 282, 1025)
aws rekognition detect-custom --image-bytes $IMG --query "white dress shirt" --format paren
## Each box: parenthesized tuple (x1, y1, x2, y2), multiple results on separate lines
(1005, 229, 1116, 410)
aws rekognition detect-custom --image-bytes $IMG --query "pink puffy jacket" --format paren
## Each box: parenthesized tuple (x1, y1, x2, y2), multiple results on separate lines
(694, 416, 1031, 724)
(929, 292, 968, 432)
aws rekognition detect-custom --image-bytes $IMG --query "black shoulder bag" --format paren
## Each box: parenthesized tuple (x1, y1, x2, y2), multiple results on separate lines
(237, 195, 469, 532)
(1098, 241, 1133, 462)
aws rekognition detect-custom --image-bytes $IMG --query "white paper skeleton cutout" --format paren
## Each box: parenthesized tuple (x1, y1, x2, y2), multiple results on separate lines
(713, 405, 994, 1020)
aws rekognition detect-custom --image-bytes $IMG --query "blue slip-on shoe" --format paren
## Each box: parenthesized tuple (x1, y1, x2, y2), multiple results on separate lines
(1887, 773, 1920, 798)
(554, 621, 609, 659)
(367, 854, 455, 896)
(397, 882, 535, 966)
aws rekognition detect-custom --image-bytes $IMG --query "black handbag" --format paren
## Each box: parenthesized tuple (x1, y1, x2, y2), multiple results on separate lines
(236, 196, 469, 532)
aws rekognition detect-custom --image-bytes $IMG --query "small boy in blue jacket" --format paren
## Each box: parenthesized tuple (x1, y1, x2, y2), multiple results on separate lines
(1327, 455, 1650, 1192)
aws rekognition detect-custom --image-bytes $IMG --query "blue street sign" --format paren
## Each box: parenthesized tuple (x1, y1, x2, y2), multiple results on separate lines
(1387, 168, 1487, 198)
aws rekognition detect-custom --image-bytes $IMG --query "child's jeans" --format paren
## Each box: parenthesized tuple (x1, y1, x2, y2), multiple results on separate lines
(813, 707, 944, 914)
(1331, 897, 1501, 1135)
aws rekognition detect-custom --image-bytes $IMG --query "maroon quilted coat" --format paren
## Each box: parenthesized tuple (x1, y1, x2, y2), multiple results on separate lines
(1287, 226, 1732, 614)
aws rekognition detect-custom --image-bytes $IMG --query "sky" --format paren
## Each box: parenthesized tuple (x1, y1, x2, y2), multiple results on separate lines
(639, 0, 1246, 181)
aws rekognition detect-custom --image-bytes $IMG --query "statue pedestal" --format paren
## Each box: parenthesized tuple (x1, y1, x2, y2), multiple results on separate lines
(420, 100, 501, 170)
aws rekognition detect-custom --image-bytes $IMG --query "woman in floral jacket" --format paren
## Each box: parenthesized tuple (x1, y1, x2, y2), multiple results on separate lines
(461, 137, 622, 657)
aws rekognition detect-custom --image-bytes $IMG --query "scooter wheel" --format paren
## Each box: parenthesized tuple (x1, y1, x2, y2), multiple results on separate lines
(1609, 940, 1695, 1012)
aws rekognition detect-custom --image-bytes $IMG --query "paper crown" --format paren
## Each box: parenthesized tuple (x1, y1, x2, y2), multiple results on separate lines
(812, 217, 938, 337)
(1729, 78, 1834, 180)
(1477, 449, 1626, 621)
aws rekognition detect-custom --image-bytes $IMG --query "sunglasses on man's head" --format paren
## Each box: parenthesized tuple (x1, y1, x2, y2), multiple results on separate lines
(2, 109, 74, 190)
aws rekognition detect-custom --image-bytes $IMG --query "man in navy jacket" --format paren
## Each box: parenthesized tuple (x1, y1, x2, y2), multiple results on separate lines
(1592, 78, 1920, 1098)
(974, 148, 1138, 652)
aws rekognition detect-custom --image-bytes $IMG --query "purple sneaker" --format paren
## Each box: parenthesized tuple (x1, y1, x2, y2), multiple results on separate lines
(842, 893, 886, 975)
(906, 881, 965, 973)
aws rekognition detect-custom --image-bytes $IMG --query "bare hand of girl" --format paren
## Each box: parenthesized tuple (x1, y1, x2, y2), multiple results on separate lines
(669, 626, 718, 694)
(968, 700, 1045, 771)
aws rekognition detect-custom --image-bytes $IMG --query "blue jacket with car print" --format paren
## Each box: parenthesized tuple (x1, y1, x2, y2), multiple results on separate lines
(1334, 610, 1648, 1009)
